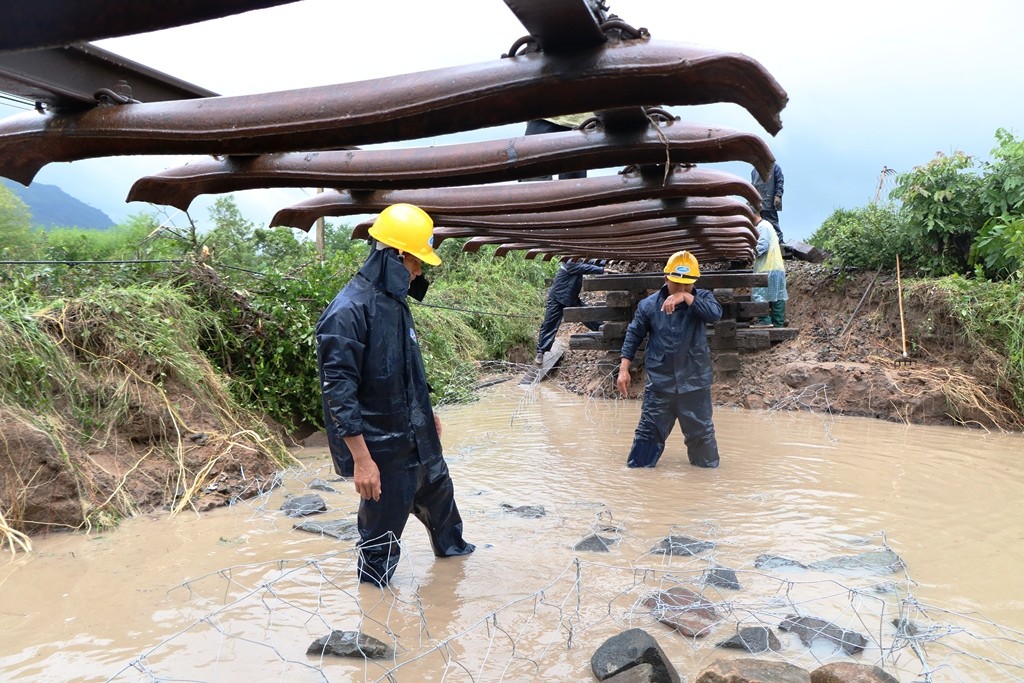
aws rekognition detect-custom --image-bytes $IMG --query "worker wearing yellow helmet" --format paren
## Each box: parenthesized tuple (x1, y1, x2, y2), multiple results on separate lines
(616, 250, 723, 468)
(316, 203, 474, 586)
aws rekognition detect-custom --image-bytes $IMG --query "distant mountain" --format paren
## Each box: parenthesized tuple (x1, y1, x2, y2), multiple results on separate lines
(1, 178, 115, 230)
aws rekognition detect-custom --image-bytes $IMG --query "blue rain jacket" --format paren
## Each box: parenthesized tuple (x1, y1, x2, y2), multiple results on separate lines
(316, 247, 441, 477)
(619, 285, 723, 393)
(751, 162, 784, 212)
(548, 261, 605, 306)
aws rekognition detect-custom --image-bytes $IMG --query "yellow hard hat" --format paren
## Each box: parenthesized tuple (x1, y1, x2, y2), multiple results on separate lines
(367, 203, 441, 266)
(663, 250, 700, 284)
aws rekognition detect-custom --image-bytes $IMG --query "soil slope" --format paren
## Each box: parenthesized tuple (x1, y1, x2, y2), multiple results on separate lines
(547, 262, 1022, 431)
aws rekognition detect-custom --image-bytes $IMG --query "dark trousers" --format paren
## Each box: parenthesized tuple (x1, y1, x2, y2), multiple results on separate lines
(536, 297, 600, 354)
(357, 457, 474, 586)
(626, 387, 720, 468)
(759, 209, 784, 243)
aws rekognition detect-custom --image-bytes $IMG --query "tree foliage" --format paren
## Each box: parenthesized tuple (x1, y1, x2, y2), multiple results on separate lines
(891, 151, 986, 275)
(811, 128, 1024, 279)
(808, 203, 910, 270)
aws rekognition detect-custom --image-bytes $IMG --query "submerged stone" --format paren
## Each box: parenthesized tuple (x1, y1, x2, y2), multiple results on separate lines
(309, 478, 338, 493)
(307, 630, 391, 658)
(281, 493, 327, 517)
(779, 615, 868, 655)
(293, 517, 359, 541)
(649, 535, 714, 556)
(500, 503, 546, 518)
(754, 553, 807, 570)
(575, 534, 617, 552)
(716, 626, 782, 653)
(808, 550, 905, 575)
(702, 566, 741, 590)
(643, 586, 718, 638)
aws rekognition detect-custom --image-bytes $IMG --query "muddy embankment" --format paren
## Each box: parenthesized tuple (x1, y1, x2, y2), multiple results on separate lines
(549, 261, 1023, 431)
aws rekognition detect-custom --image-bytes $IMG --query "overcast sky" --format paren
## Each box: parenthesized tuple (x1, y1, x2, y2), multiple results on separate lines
(3, 0, 1023, 241)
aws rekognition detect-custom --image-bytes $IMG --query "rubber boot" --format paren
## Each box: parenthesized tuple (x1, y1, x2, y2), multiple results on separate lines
(770, 300, 787, 327)
(686, 431, 720, 468)
(626, 440, 665, 468)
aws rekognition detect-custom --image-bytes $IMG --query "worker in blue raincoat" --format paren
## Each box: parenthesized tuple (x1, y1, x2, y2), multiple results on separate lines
(535, 259, 608, 364)
(751, 161, 785, 243)
(316, 203, 474, 586)
(616, 251, 723, 468)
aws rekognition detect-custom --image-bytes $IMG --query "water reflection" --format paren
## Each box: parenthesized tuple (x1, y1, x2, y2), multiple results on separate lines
(1, 381, 1022, 682)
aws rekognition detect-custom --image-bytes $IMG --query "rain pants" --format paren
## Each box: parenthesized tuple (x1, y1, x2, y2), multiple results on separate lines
(751, 219, 788, 327)
(316, 246, 474, 585)
(619, 285, 723, 468)
(751, 162, 785, 242)
(536, 261, 605, 354)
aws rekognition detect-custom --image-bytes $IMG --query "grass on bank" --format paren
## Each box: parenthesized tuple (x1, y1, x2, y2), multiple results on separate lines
(918, 274, 1024, 417)
(0, 286, 294, 542)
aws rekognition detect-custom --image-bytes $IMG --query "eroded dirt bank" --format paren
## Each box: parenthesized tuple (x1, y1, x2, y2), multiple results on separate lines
(547, 262, 1023, 431)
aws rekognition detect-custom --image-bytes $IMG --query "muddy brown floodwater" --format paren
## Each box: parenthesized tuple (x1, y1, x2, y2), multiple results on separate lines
(1, 382, 1023, 683)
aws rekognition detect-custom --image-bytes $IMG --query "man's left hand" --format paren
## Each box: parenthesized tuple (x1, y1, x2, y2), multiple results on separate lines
(434, 413, 443, 438)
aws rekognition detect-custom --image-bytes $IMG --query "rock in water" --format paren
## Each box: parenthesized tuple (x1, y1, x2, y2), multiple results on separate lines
(307, 630, 392, 658)
(779, 615, 868, 655)
(716, 626, 782, 653)
(281, 494, 327, 517)
(649, 535, 714, 556)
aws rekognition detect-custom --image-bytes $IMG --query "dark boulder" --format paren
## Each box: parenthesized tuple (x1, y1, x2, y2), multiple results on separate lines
(591, 628, 681, 683)
(702, 566, 741, 590)
(779, 615, 868, 655)
(716, 626, 781, 653)
(281, 494, 327, 517)
(574, 534, 617, 552)
(650, 535, 714, 556)
(307, 630, 391, 658)
(293, 517, 359, 540)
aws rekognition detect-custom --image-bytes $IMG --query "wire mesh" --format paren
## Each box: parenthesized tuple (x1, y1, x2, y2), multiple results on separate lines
(102, 492, 1024, 683)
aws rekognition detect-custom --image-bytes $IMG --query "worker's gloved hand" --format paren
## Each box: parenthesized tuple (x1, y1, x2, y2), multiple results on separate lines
(774, 195, 782, 210)
(409, 274, 430, 302)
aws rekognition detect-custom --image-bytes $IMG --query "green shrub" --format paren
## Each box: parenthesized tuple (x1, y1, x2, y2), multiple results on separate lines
(971, 216, 1024, 278)
(808, 203, 910, 270)
(892, 151, 986, 275)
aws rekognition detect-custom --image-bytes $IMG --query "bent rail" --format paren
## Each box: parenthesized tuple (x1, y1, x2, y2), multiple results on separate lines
(0, 39, 787, 185)
(271, 167, 761, 231)
(127, 120, 775, 210)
